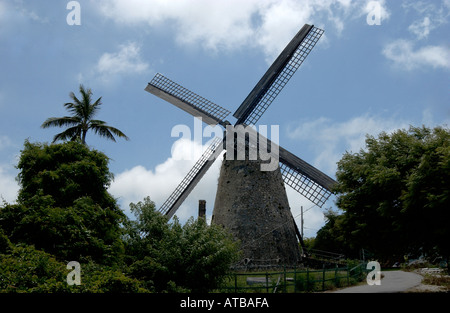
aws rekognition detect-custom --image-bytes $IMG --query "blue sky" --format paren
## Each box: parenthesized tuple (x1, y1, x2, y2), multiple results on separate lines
(0, 0, 449, 237)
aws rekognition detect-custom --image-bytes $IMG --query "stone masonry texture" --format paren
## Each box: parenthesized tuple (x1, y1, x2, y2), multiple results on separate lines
(212, 155, 301, 266)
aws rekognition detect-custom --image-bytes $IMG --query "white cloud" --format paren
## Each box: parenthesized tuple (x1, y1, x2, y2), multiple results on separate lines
(382, 39, 450, 71)
(94, 0, 383, 61)
(0, 165, 19, 204)
(0, 0, 48, 24)
(97, 0, 260, 52)
(403, 0, 449, 40)
(255, 0, 315, 60)
(382, 1, 449, 71)
(94, 42, 149, 83)
(253, 0, 359, 60)
(78, 42, 149, 85)
(402, 1, 435, 16)
(109, 138, 223, 222)
(402, 0, 450, 17)
(287, 114, 411, 174)
(408, 16, 433, 40)
(361, 0, 391, 21)
(0, 134, 19, 203)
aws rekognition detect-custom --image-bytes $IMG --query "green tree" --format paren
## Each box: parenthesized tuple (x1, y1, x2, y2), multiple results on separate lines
(0, 244, 70, 293)
(41, 84, 129, 144)
(332, 126, 450, 262)
(0, 243, 150, 293)
(175, 217, 240, 292)
(0, 141, 126, 264)
(16, 140, 116, 208)
(302, 237, 315, 252)
(123, 197, 240, 292)
(313, 209, 347, 256)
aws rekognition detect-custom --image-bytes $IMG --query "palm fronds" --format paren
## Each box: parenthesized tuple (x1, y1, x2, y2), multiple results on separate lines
(41, 85, 129, 145)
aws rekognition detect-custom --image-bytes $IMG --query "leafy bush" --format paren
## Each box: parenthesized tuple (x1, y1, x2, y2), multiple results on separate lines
(0, 141, 241, 293)
(0, 243, 150, 293)
(124, 197, 240, 292)
(0, 245, 70, 293)
(75, 262, 150, 293)
(320, 126, 449, 262)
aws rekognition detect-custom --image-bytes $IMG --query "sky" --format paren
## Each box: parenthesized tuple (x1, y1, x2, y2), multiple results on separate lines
(0, 0, 449, 238)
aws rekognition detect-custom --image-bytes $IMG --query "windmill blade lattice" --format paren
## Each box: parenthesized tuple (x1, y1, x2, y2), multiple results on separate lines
(223, 128, 335, 208)
(146, 73, 231, 126)
(280, 162, 332, 208)
(278, 143, 335, 207)
(235, 26, 324, 126)
(159, 136, 224, 218)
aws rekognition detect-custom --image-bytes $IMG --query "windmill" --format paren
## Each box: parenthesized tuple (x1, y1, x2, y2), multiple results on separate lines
(145, 24, 336, 266)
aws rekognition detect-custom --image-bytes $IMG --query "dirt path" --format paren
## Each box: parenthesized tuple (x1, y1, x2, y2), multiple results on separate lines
(332, 270, 423, 293)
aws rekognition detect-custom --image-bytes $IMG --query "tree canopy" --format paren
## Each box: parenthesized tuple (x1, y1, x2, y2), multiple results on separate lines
(0, 140, 240, 292)
(314, 126, 449, 263)
(123, 197, 240, 292)
(1, 140, 126, 264)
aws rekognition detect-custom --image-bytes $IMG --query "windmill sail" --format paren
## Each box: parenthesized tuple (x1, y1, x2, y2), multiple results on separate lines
(228, 128, 336, 207)
(234, 25, 324, 126)
(159, 136, 224, 218)
(278, 145, 335, 207)
(146, 73, 231, 126)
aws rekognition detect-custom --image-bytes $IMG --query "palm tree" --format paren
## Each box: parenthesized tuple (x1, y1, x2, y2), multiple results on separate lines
(42, 85, 129, 145)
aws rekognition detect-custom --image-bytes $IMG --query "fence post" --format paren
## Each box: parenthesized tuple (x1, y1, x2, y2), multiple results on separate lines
(322, 264, 326, 291)
(283, 265, 287, 293)
(346, 265, 350, 286)
(294, 266, 297, 293)
(335, 265, 338, 287)
(306, 267, 310, 291)
(266, 272, 269, 293)
(234, 273, 237, 293)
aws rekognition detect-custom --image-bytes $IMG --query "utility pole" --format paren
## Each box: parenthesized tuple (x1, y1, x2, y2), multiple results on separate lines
(301, 206, 304, 238)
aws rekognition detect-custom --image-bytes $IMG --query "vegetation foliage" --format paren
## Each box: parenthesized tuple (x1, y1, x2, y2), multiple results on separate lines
(1, 120, 448, 292)
(0, 141, 239, 293)
(313, 126, 449, 265)
(41, 84, 129, 144)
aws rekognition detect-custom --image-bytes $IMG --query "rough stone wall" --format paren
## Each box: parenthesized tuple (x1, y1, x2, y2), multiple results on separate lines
(212, 155, 301, 266)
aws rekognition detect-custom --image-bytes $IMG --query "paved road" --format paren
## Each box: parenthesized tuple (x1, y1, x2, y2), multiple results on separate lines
(332, 270, 423, 293)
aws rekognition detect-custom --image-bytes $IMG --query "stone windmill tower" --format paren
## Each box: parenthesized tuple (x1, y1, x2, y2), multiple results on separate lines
(145, 25, 336, 266)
